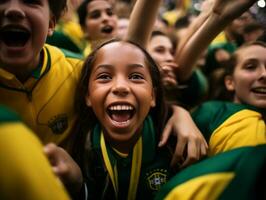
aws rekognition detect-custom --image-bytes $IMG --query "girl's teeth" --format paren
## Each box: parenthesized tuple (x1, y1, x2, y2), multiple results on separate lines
(109, 105, 133, 111)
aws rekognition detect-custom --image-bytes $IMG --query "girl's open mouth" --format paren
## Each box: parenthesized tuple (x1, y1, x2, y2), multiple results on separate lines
(107, 104, 135, 124)
(252, 87, 266, 95)
(101, 25, 114, 34)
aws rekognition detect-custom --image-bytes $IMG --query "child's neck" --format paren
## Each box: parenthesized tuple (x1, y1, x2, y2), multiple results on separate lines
(2, 52, 42, 83)
(106, 128, 142, 154)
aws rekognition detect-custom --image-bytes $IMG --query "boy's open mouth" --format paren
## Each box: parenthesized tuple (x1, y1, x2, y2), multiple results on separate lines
(101, 25, 113, 34)
(0, 26, 30, 47)
(107, 104, 135, 123)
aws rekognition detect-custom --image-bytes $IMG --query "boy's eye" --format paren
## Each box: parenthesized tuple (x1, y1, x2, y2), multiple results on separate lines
(106, 8, 114, 16)
(0, 0, 8, 4)
(23, 0, 41, 5)
(89, 11, 101, 19)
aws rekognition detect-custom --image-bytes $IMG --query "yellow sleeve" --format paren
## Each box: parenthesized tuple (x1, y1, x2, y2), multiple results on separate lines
(0, 122, 70, 200)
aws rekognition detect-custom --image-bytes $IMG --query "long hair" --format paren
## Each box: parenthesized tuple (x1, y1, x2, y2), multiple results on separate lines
(72, 39, 168, 168)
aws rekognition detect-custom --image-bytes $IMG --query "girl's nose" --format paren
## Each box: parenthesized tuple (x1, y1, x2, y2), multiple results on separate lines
(259, 65, 266, 80)
(102, 12, 111, 22)
(165, 51, 175, 63)
(111, 78, 130, 96)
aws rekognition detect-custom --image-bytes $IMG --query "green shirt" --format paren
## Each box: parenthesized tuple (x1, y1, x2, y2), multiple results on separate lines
(87, 116, 175, 199)
(155, 145, 266, 200)
(192, 101, 265, 156)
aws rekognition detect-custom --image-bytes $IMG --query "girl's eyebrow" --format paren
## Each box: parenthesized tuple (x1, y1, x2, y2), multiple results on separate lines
(95, 63, 145, 70)
(242, 58, 259, 63)
(95, 64, 113, 70)
(128, 63, 145, 68)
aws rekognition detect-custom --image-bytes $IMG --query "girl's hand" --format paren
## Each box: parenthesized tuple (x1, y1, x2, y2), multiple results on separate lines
(161, 65, 178, 89)
(44, 143, 83, 196)
(212, 0, 257, 22)
(159, 106, 208, 168)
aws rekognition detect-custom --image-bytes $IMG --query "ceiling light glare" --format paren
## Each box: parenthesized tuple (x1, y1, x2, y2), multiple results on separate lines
(257, 0, 266, 8)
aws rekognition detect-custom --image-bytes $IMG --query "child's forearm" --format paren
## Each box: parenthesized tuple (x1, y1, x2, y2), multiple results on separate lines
(175, 11, 226, 82)
(126, 0, 162, 48)
(175, 0, 257, 82)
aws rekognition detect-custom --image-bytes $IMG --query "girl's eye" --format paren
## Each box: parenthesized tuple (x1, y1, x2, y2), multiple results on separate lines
(129, 73, 144, 80)
(89, 11, 101, 19)
(244, 62, 257, 70)
(97, 73, 112, 80)
(154, 47, 165, 54)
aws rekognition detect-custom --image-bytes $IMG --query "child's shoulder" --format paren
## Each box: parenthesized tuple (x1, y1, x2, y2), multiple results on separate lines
(44, 44, 84, 69)
(195, 100, 250, 114)
(192, 101, 254, 140)
(44, 44, 83, 61)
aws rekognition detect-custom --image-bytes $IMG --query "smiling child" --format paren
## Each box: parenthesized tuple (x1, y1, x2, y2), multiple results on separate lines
(74, 39, 176, 199)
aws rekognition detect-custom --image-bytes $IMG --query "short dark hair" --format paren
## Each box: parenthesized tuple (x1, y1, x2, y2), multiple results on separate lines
(77, 0, 93, 26)
(48, 0, 67, 21)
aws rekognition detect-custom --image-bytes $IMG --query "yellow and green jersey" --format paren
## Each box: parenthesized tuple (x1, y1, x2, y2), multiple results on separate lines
(46, 19, 86, 55)
(87, 116, 175, 199)
(155, 144, 266, 200)
(0, 44, 83, 151)
(192, 101, 266, 156)
(0, 105, 70, 200)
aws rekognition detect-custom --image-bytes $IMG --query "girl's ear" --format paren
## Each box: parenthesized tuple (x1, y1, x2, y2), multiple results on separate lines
(48, 15, 56, 36)
(85, 93, 92, 107)
(151, 89, 156, 107)
(224, 75, 235, 91)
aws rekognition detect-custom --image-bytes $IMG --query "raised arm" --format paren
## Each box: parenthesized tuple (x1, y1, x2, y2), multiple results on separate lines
(175, 0, 257, 82)
(125, 0, 162, 48)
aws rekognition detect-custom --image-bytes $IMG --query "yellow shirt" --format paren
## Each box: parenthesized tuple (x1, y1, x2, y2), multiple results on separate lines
(0, 106, 70, 200)
(0, 44, 83, 151)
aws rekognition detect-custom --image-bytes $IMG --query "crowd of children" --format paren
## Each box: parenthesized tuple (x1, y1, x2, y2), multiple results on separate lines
(0, 0, 265, 199)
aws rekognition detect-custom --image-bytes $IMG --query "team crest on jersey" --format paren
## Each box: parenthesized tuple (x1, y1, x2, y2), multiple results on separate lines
(146, 169, 168, 191)
(48, 114, 68, 134)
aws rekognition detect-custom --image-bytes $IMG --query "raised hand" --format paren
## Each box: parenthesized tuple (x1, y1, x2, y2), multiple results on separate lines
(212, 0, 257, 22)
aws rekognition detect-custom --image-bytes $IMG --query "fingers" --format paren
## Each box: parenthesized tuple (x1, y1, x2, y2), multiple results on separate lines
(43, 143, 69, 176)
(44, 143, 83, 195)
(170, 137, 187, 167)
(179, 140, 200, 169)
(162, 78, 178, 88)
(43, 143, 59, 166)
(179, 137, 208, 169)
(158, 119, 172, 147)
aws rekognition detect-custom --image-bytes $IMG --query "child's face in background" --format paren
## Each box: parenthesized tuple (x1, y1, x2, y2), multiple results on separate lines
(148, 34, 178, 88)
(84, 0, 117, 41)
(225, 45, 266, 109)
(86, 42, 156, 149)
(0, 0, 55, 72)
